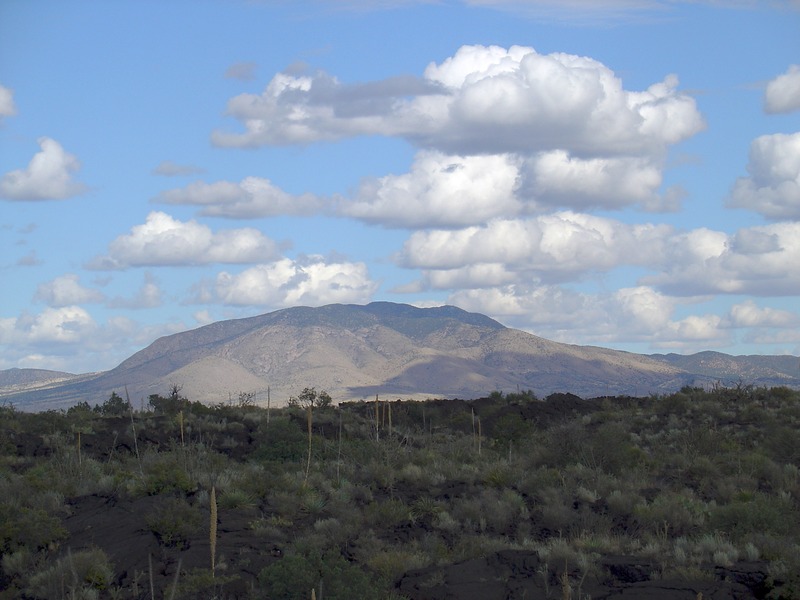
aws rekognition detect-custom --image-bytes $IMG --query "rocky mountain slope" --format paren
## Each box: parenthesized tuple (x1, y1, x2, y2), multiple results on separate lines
(2, 302, 798, 411)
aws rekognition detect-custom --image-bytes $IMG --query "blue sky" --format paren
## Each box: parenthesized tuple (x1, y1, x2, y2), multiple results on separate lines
(1, 0, 799, 374)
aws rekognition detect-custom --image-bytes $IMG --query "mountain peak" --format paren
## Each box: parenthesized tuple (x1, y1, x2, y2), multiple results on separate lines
(3, 302, 798, 411)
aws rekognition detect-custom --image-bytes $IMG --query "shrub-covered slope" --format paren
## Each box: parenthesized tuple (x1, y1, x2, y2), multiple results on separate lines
(1, 384, 799, 598)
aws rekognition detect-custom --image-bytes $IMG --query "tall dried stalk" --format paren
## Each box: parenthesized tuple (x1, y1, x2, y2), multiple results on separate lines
(178, 410, 185, 447)
(167, 557, 182, 600)
(126, 386, 144, 479)
(305, 405, 313, 482)
(336, 407, 343, 486)
(148, 553, 155, 600)
(560, 559, 571, 600)
(210, 486, 217, 577)
(375, 394, 380, 442)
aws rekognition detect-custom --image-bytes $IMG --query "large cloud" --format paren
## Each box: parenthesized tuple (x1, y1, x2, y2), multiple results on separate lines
(0, 137, 87, 201)
(398, 212, 671, 281)
(341, 151, 523, 227)
(764, 64, 800, 114)
(155, 177, 324, 218)
(449, 284, 731, 349)
(399, 211, 800, 298)
(212, 45, 704, 157)
(0, 306, 97, 345)
(520, 150, 677, 212)
(214, 256, 379, 307)
(643, 221, 800, 296)
(342, 148, 672, 229)
(88, 211, 281, 269)
(727, 132, 800, 220)
(0, 307, 186, 371)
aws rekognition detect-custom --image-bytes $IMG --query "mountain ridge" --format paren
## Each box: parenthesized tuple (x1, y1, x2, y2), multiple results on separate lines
(2, 302, 798, 411)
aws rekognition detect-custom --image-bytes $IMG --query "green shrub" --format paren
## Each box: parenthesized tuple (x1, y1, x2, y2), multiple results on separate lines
(26, 548, 114, 599)
(257, 550, 379, 600)
(254, 417, 307, 462)
(0, 503, 67, 553)
(145, 497, 202, 549)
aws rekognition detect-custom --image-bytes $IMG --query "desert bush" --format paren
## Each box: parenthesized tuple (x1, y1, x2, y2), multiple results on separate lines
(138, 451, 195, 495)
(254, 416, 307, 462)
(0, 503, 67, 553)
(257, 550, 378, 600)
(708, 492, 795, 539)
(217, 487, 258, 510)
(25, 547, 114, 599)
(172, 568, 239, 600)
(145, 497, 202, 549)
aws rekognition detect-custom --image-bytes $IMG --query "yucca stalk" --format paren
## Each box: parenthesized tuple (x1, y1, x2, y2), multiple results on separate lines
(126, 386, 144, 479)
(305, 405, 313, 482)
(178, 410, 185, 447)
(375, 394, 380, 442)
(210, 486, 217, 577)
(336, 407, 343, 486)
(560, 559, 571, 600)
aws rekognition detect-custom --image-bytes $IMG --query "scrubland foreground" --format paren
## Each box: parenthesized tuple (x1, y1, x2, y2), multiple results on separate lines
(1, 384, 799, 599)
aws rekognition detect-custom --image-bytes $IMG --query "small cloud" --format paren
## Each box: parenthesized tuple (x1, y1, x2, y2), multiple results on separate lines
(87, 211, 281, 269)
(0, 137, 87, 201)
(0, 84, 17, 121)
(16, 250, 41, 267)
(155, 177, 325, 218)
(727, 132, 800, 220)
(152, 160, 206, 177)
(728, 300, 799, 328)
(225, 61, 258, 81)
(106, 273, 163, 309)
(764, 64, 800, 114)
(35, 274, 105, 307)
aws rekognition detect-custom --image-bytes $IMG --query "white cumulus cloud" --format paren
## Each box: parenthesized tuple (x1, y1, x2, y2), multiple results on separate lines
(0, 306, 97, 345)
(156, 177, 324, 218)
(520, 150, 675, 212)
(88, 211, 280, 269)
(212, 45, 704, 158)
(727, 300, 799, 328)
(643, 221, 800, 296)
(727, 132, 800, 220)
(0, 137, 87, 201)
(215, 256, 379, 307)
(35, 274, 105, 307)
(449, 283, 730, 349)
(399, 212, 671, 281)
(341, 151, 523, 227)
(764, 64, 800, 114)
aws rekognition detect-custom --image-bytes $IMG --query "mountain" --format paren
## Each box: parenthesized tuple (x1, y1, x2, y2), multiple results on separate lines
(649, 351, 800, 388)
(2, 302, 798, 411)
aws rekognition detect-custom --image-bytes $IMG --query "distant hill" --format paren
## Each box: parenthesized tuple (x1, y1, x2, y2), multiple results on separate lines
(0, 368, 96, 399)
(649, 351, 800, 388)
(2, 302, 798, 411)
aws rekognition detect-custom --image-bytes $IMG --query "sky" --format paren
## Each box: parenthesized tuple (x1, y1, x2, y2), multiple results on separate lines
(1, 0, 799, 375)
